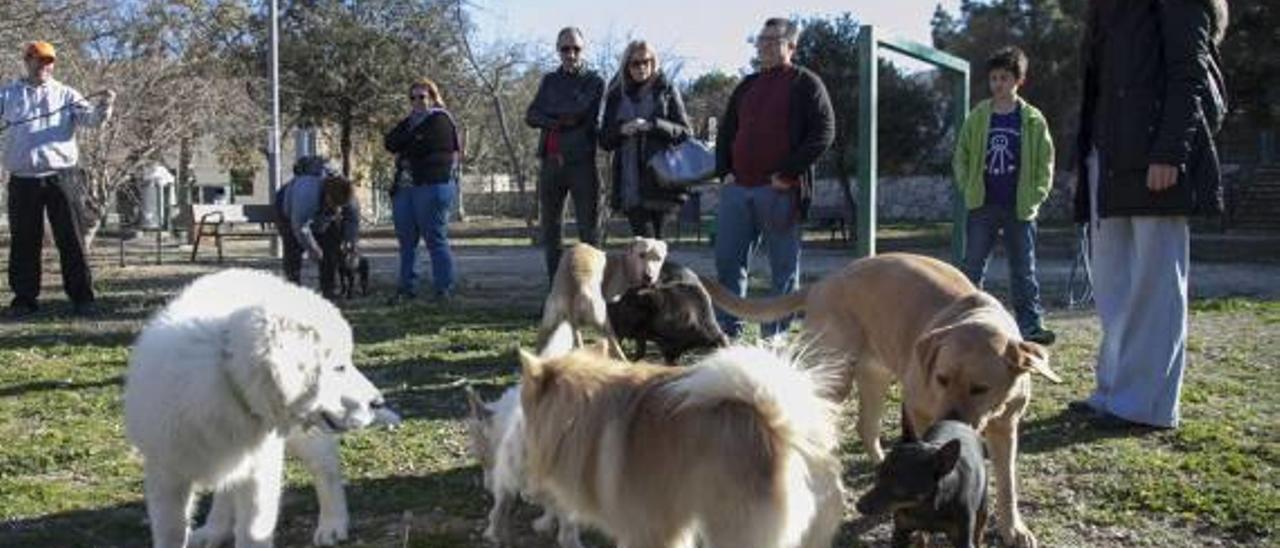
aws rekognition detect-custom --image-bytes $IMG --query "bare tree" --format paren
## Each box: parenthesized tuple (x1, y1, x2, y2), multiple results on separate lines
(447, 0, 539, 237)
(30, 0, 261, 246)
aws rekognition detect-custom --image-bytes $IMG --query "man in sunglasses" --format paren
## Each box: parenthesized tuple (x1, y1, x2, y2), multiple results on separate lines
(525, 26, 606, 281)
(1, 41, 116, 319)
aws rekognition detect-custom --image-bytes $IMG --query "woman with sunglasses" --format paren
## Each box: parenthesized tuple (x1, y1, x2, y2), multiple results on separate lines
(600, 40, 692, 239)
(383, 78, 460, 302)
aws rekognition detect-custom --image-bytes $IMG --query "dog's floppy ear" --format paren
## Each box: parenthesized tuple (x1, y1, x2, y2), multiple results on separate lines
(934, 439, 962, 478)
(225, 306, 320, 423)
(1005, 340, 1060, 383)
(464, 384, 492, 421)
(913, 326, 950, 380)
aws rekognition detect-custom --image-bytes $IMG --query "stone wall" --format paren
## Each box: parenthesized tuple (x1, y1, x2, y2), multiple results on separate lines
(455, 172, 1078, 223)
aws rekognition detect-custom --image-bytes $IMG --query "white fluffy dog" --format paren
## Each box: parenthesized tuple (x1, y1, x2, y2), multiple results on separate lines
(465, 322, 582, 547)
(124, 269, 398, 548)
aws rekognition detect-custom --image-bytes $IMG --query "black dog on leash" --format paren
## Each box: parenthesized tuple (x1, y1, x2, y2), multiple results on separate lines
(338, 242, 369, 299)
(856, 419, 989, 548)
(608, 261, 728, 364)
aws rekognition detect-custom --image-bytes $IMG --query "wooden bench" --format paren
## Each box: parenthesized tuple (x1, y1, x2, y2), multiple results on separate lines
(181, 204, 278, 263)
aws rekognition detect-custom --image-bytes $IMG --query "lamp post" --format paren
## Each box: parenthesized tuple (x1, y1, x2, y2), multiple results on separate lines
(266, 0, 282, 257)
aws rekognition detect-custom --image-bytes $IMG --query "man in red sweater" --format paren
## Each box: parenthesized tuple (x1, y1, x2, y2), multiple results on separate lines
(712, 18, 834, 340)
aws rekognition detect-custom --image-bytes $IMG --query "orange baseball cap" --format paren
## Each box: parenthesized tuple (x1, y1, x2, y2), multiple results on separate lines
(24, 41, 56, 61)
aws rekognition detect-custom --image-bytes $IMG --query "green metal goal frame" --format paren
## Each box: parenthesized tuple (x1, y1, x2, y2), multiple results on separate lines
(856, 25, 970, 261)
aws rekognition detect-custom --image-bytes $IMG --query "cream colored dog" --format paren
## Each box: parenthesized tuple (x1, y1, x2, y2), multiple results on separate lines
(518, 344, 845, 548)
(701, 253, 1060, 548)
(536, 238, 667, 358)
(125, 269, 399, 548)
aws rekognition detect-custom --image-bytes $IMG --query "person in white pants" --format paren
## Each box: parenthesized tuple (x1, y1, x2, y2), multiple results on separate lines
(1069, 0, 1229, 430)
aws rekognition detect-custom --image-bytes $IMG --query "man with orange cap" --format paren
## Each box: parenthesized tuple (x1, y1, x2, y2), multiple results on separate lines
(1, 41, 115, 319)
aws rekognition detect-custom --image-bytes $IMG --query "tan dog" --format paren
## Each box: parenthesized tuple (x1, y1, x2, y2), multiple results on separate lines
(701, 253, 1060, 548)
(518, 344, 845, 548)
(536, 238, 667, 358)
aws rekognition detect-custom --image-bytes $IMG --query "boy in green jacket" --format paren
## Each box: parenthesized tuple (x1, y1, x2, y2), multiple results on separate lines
(953, 46, 1056, 345)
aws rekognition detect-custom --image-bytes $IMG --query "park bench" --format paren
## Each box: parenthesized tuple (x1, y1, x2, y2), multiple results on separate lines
(182, 203, 278, 263)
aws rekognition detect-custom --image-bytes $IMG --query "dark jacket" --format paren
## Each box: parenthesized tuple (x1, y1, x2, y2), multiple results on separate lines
(1073, 0, 1226, 221)
(525, 67, 606, 164)
(384, 109, 459, 185)
(716, 64, 834, 220)
(600, 74, 693, 212)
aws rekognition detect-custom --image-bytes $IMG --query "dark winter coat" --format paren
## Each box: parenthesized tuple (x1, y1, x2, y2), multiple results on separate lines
(525, 67, 606, 164)
(600, 74, 693, 212)
(1073, 0, 1227, 221)
(384, 109, 460, 186)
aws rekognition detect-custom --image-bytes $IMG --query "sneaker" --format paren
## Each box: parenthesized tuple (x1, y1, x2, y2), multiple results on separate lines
(1090, 411, 1173, 432)
(1065, 399, 1099, 416)
(1024, 327, 1057, 346)
(71, 301, 98, 318)
(3, 301, 38, 320)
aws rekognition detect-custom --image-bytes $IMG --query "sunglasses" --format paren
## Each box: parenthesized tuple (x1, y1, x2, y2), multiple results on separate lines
(559, 45, 582, 54)
(410, 93, 427, 100)
(629, 58, 654, 69)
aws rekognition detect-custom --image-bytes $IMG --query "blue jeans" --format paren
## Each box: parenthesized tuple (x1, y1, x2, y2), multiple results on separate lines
(392, 182, 456, 296)
(961, 203, 1045, 335)
(713, 183, 801, 338)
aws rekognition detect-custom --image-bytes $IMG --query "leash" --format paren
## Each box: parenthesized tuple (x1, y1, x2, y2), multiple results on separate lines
(0, 90, 109, 133)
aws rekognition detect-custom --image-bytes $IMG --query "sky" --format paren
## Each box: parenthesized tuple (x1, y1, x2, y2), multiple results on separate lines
(472, 0, 962, 80)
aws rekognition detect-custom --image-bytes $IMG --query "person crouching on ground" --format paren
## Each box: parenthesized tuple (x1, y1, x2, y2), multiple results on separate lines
(274, 158, 358, 301)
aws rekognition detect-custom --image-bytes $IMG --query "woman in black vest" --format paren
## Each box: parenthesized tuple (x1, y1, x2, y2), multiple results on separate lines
(384, 78, 460, 301)
(601, 40, 693, 239)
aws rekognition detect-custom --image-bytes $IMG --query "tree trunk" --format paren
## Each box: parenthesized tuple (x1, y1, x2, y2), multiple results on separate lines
(490, 94, 536, 243)
(455, 126, 467, 222)
(178, 137, 194, 208)
(340, 109, 354, 178)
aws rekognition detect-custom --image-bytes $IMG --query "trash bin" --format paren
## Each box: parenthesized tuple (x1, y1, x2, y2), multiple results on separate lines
(137, 164, 175, 229)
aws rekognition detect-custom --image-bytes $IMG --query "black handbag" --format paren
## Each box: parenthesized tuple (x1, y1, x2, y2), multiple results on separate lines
(648, 138, 716, 189)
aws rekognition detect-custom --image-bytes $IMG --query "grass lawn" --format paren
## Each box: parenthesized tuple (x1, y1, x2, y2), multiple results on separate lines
(0, 225, 1276, 547)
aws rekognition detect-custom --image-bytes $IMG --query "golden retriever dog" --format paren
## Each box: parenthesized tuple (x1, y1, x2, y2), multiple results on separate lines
(701, 253, 1060, 548)
(518, 344, 845, 548)
(536, 238, 667, 358)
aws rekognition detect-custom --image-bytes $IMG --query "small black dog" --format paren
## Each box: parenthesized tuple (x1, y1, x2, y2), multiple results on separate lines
(338, 242, 369, 299)
(856, 419, 989, 548)
(608, 280, 728, 364)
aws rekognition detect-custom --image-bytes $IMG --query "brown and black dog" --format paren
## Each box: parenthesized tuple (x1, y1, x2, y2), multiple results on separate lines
(701, 253, 1059, 548)
(607, 261, 727, 364)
